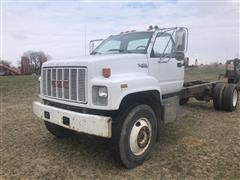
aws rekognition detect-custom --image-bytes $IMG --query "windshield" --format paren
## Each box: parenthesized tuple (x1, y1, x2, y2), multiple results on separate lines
(92, 32, 153, 54)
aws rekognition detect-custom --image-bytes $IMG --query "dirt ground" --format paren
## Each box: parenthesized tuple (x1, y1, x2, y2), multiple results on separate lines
(0, 66, 240, 179)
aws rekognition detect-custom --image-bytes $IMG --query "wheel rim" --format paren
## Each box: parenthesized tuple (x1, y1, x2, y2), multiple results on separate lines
(129, 118, 152, 156)
(232, 90, 238, 107)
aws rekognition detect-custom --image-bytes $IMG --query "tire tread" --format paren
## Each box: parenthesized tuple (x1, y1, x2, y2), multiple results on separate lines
(213, 83, 225, 110)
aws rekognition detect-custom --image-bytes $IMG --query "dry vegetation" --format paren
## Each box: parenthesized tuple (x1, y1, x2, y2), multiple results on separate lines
(0, 65, 239, 179)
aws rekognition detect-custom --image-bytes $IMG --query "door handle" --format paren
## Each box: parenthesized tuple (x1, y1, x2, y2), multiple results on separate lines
(177, 62, 184, 67)
(158, 60, 168, 63)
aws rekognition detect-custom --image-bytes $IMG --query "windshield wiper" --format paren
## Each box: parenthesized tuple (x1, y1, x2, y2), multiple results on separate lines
(90, 51, 101, 55)
(107, 49, 124, 52)
(107, 49, 134, 54)
(94, 49, 134, 54)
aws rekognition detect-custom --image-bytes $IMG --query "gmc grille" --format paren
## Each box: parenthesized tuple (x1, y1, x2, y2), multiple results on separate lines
(41, 67, 87, 103)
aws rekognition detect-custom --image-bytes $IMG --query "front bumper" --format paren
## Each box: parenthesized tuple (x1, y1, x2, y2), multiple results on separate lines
(32, 101, 112, 138)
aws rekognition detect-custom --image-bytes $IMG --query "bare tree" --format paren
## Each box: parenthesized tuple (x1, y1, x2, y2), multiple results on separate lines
(23, 51, 51, 74)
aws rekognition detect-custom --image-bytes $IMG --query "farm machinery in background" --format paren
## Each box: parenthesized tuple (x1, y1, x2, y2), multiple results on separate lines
(224, 58, 240, 85)
(0, 64, 21, 76)
(0, 56, 47, 76)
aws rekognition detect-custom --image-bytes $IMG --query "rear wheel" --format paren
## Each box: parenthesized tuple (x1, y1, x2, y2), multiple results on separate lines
(44, 121, 72, 138)
(179, 97, 189, 105)
(213, 83, 225, 110)
(111, 104, 157, 168)
(228, 78, 236, 84)
(222, 84, 239, 112)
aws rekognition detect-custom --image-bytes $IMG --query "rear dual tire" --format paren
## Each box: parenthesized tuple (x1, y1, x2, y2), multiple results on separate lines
(213, 84, 239, 112)
(222, 84, 239, 112)
(213, 83, 225, 110)
(179, 97, 189, 105)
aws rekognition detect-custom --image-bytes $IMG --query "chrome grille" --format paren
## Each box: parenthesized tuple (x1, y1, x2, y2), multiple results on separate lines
(41, 67, 87, 103)
(57, 69, 63, 98)
(70, 69, 77, 100)
(52, 69, 56, 97)
(47, 69, 51, 96)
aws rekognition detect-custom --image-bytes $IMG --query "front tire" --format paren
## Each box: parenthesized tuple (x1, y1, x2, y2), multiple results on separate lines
(111, 104, 157, 168)
(44, 121, 72, 138)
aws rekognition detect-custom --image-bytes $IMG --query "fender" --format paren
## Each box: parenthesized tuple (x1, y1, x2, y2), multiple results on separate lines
(91, 73, 162, 110)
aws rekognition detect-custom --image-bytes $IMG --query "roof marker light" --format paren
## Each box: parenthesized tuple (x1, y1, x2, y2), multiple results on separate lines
(148, 25, 153, 30)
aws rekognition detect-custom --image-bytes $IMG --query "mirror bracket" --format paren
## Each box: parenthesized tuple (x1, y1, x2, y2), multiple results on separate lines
(174, 51, 185, 61)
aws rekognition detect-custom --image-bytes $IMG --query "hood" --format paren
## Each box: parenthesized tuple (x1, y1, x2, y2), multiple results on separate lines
(43, 54, 147, 67)
(42, 54, 149, 77)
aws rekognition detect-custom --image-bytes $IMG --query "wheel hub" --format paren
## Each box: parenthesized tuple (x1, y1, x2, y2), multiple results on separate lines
(129, 118, 152, 156)
(233, 90, 238, 107)
(137, 126, 150, 148)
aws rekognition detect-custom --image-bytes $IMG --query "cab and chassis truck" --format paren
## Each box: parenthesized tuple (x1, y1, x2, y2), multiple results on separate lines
(33, 26, 239, 168)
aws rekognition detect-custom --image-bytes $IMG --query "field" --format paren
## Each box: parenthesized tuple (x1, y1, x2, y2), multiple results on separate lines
(1, 66, 240, 179)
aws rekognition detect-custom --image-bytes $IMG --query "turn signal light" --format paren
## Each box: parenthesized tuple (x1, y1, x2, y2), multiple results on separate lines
(102, 68, 111, 78)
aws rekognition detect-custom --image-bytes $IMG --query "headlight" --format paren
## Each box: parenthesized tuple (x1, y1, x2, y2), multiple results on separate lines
(98, 87, 108, 98)
(92, 86, 108, 105)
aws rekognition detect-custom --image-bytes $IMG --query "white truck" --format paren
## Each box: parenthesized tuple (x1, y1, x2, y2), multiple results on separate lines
(33, 26, 239, 168)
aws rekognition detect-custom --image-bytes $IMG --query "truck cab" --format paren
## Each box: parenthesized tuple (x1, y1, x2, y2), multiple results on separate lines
(33, 26, 188, 168)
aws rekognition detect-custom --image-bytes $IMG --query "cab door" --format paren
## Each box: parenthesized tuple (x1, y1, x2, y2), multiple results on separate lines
(147, 32, 184, 95)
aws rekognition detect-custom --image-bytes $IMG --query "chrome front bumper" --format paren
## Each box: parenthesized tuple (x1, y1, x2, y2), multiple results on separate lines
(32, 101, 112, 138)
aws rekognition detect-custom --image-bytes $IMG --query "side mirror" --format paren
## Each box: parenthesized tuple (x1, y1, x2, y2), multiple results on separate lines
(175, 51, 185, 61)
(175, 27, 188, 61)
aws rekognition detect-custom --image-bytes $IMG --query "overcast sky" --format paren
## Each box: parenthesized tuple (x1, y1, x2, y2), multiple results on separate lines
(0, 0, 239, 65)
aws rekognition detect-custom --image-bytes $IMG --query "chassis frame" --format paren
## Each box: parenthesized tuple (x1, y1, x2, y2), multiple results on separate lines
(180, 59, 240, 103)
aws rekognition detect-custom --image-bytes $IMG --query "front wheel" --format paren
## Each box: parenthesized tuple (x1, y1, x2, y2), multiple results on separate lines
(111, 104, 157, 168)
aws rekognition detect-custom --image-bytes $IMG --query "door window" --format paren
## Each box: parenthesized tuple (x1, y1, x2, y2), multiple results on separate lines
(152, 34, 174, 57)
